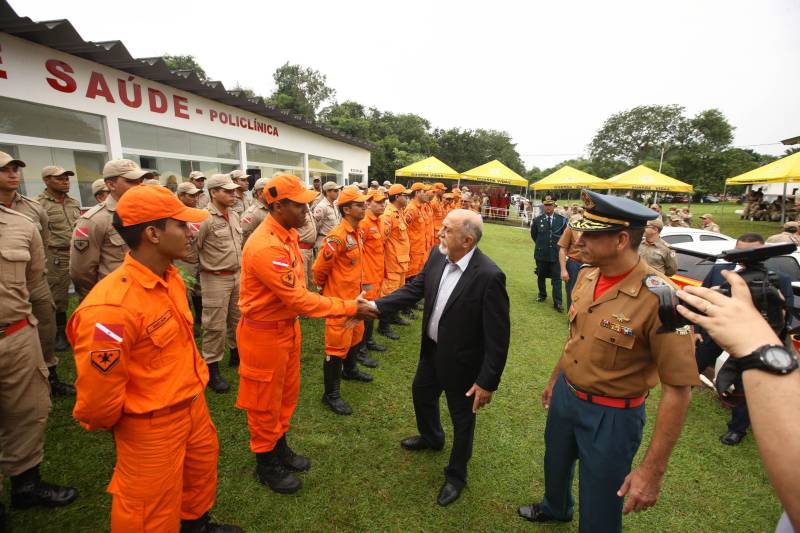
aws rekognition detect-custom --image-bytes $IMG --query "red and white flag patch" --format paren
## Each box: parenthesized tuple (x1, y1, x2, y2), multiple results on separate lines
(271, 257, 290, 271)
(74, 226, 89, 238)
(188, 222, 200, 233)
(94, 322, 124, 343)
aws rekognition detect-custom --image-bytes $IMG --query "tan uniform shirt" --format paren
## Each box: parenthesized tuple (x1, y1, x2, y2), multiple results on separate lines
(5, 192, 49, 247)
(557, 227, 582, 261)
(638, 238, 677, 276)
(70, 195, 128, 297)
(0, 205, 45, 324)
(231, 194, 251, 215)
(559, 259, 698, 398)
(196, 203, 242, 272)
(702, 222, 721, 233)
(197, 191, 210, 209)
(241, 202, 268, 244)
(35, 190, 81, 250)
(766, 232, 800, 245)
(297, 210, 317, 245)
(313, 197, 341, 244)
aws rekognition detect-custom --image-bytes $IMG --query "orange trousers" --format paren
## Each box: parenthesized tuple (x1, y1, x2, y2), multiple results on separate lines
(324, 317, 364, 358)
(380, 271, 406, 297)
(236, 318, 301, 453)
(109, 396, 218, 532)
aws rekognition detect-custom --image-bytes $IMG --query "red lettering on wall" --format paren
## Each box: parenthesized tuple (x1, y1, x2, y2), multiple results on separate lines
(85, 71, 114, 102)
(209, 109, 218, 121)
(173, 95, 189, 119)
(45, 59, 77, 93)
(147, 88, 167, 113)
(117, 76, 142, 108)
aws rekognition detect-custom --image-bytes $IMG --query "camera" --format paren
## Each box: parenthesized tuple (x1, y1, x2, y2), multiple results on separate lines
(648, 242, 795, 334)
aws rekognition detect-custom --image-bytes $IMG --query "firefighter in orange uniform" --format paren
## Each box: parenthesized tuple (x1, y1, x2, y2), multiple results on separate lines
(377, 184, 411, 339)
(67, 185, 241, 533)
(357, 189, 388, 365)
(443, 192, 455, 215)
(236, 174, 377, 495)
(313, 186, 375, 416)
(421, 187, 436, 263)
(430, 182, 446, 236)
(403, 182, 431, 320)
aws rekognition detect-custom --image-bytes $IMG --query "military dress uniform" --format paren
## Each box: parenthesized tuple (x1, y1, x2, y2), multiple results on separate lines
(520, 191, 699, 533)
(531, 199, 568, 310)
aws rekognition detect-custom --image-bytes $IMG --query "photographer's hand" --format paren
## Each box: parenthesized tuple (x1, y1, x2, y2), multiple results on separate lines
(676, 270, 780, 358)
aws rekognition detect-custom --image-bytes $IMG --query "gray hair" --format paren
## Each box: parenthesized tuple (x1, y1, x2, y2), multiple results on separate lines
(461, 217, 483, 244)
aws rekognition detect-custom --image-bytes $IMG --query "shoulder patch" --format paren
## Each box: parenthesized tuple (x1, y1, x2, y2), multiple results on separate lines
(91, 349, 121, 374)
(271, 256, 291, 271)
(281, 271, 295, 288)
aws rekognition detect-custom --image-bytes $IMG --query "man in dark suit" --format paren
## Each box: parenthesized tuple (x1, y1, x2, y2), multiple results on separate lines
(695, 233, 793, 446)
(373, 208, 510, 507)
(531, 196, 567, 312)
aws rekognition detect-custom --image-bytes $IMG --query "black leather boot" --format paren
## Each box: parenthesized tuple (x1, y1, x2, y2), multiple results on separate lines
(228, 347, 239, 368)
(356, 342, 378, 369)
(207, 362, 229, 393)
(48, 365, 76, 397)
(322, 357, 352, 415)
(54, 311, 69, 351)
(392, 312, 410, 326)
(192, 294, 203, 337)
(180, 512, 243, 533)
(364, 320, 385, 352)
(275, 434, 311, 472)
(10, 465, 78, 509)
(342, 347, 373, 382)
(255, 451, 302, 494)
(378, 318, 401, 339)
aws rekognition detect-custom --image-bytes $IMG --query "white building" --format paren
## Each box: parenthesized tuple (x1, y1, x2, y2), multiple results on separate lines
(0, 2, 372, 207)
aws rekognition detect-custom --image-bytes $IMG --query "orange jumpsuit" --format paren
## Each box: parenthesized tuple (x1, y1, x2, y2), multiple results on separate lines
(237, 215, 356, 453)
(430, 195, 445, 236)
(380, 203, 410, 296)
(312, 219, 365, 357)
(404, 199, 428, 278)
(67, 254, 217, 532)
(358, 210, 387, 300)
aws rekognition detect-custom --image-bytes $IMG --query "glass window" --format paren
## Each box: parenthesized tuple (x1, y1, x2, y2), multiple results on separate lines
(699, 235, 727, 242)
(662, 234, 692, 244)
(120, 120, 239, 160)
(246, 144, 304, 168)
(0, 96, 106, 144)
(1, 143, 106, 207)
(308, 154, 343, 185)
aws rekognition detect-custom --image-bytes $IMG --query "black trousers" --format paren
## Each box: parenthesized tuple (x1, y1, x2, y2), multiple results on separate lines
(536, 260, 562, 306)
(696, 336, 751, 435)
(412, 340, 476, 488)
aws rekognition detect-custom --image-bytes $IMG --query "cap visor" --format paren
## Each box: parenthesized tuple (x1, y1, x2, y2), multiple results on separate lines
(220, 183, 239, 190)
(57, 171, 75, 177)
(122, 170, 152, 180)
(172, 206, 209, 223)
(354, 193, 371, 202)
(289, 189, 319, 204)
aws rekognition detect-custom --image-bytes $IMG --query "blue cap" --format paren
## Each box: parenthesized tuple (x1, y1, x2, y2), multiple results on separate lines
(570, 190, 658, 232)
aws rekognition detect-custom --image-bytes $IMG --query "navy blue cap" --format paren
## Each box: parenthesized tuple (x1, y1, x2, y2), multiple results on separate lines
(569, 190, 658, 232)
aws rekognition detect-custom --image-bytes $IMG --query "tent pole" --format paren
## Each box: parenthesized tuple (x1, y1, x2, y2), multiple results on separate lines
(721, 184, 726, 219)
(782, 182, 787, 224)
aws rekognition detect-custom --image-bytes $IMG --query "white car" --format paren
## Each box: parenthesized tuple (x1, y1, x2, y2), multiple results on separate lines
(660, 226, 736, 245)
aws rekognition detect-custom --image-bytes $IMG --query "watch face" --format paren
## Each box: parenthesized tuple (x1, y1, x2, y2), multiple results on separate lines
(763, 347, 794, 370)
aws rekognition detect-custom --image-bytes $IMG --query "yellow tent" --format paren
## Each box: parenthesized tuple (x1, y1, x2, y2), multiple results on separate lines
(725, 151, 800, 185)
(395, 156, 460, 179)
(606, 165, 693, 192)
(531, 165, 606, 190)
(461, 160, 528, 187)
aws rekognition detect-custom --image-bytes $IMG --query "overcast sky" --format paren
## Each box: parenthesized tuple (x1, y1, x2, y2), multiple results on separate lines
(16, 0, 800, 170)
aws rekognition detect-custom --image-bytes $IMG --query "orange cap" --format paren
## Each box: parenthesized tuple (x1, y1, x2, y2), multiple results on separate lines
(367, 190, 387, 202)
(116, 184, 208, 226)
(388, 184, 411, 196)
(433, 182, 446, 191)
(411, 182, 432, 191)
(263, 173, 319, 205)
(337, 185, 370, 205)
(452, 188, 462, 197)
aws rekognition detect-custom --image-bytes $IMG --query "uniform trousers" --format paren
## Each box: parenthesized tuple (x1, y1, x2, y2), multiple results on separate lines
(564, 257, 582, 311)
(109, 396, 218, 532)
(300, 248, 314, 289)
(535, 260, 562, 307)
(46, 248, 71, 314)
(412, 339, 476, 489)
(540, 373, 645, 533)
(0, 323, 50, 480)
(325, 316, 364, 358)
(695, 335, 751, 435)
(236, 318, 301, 453)
(200, 271, 240, 364)
(381, 271, 406, 296)
(29, 276, 57, 366)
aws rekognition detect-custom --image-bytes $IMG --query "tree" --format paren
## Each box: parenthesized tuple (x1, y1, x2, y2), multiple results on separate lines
(267, 63, 336, 121)
(231, 83, 259, 99)
(589, 105, 685, 165)
(162, 54, 208, 81)
(432, 128, 526, 176)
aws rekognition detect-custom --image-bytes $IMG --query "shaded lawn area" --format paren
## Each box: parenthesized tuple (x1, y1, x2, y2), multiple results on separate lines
(6, 223, 782, 532)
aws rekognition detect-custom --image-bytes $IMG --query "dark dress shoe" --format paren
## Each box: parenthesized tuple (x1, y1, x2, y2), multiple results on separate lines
(436, 481, 462, 507)
(518, 503, 566, 522)
(537, 294, 547, 302)
(720, 430, 746, 445)
(400, 435, 443, 451)
(366, 340, 386, 352)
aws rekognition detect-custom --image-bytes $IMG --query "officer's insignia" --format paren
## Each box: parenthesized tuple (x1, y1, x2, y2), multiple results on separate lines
(600, 319, 634, 336)
(675, 325, 691, 336)
(146, 310, 172, 335)
(643, 274, 667, 288)
(90, 349, 120, 374)
(345, 234, 357, 250)
(271, 257, 290, 271)
(94, 322, 124, 342)
(281, 271, 295, 288)
(74, 227, 89, 238)
(73, 240, 89, 252)
(581, 191, 595, 210)
(242, 215, 253, 224)
(612, 312, 630, 323)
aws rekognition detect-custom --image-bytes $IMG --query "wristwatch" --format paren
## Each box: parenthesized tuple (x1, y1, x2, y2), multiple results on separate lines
(737, 344, 798, 375)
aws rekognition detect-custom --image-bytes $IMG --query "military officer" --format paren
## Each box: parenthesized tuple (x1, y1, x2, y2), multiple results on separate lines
(230, 170, 252, 215)
(0, 153, 69, 396)
(638, 218, 677, 276)
(519, 190, 699, 532)
(196, 174, 242, 392)
(241, 177, 269, 244)
(174, 181, 204, 333)
(377, 184, 411, 339)
(37, 166, 82, 353)
(0, 200, 78, 516)
(92, 178, 109, 204)
(190, 171, 210, 209)
(70, 159, 152, 298)
(313, 181, 341, 251)
(531, 195, 568, 312)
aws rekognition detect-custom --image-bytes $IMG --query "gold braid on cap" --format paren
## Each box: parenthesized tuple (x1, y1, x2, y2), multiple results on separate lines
(583, 211, 630, 227)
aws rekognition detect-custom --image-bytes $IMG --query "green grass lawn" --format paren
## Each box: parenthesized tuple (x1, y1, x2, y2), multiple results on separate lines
(6, 222, 783, 532)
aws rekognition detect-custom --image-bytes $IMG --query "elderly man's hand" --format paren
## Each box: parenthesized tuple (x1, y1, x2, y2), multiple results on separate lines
(465, 383, 493, 413)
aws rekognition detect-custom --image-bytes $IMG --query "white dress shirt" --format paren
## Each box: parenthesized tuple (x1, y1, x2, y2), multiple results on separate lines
(427, 247, 476, 342)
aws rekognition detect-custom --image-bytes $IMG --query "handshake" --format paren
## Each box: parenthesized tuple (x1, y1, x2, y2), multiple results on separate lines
(350, 291, 380, 325)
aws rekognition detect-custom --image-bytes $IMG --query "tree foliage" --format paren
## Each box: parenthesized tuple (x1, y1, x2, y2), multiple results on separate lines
(267, 63, 336, 121)
(162, 54, 208, 81)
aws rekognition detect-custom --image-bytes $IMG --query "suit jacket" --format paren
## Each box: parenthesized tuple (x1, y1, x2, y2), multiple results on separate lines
(376, 246, 510, 392)
(530, 213, 567, 262)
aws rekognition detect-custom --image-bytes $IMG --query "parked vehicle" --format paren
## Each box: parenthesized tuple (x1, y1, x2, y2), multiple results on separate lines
(700, 195, 720, 203)
(660, 227, 736, 246)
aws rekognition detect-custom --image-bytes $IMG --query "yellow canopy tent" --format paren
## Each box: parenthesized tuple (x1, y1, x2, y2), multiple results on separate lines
(461, 160, 529, 187)
(724, 151, 800, 223)
(531, 165, 607, 190)
(395, 156, 460, 180)
(606, 165, 693, 193)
